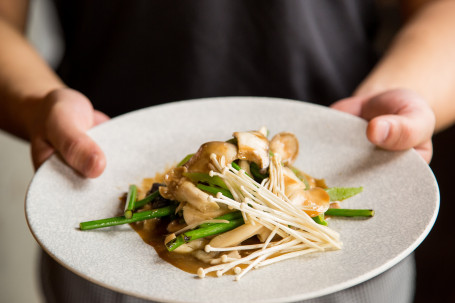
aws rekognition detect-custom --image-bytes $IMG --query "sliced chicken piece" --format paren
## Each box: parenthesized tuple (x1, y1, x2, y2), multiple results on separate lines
(270, 132, 299, 165)
(185, 141, 238, 173)
(233, 131, 270, 169)
(209, 223, 267, 248)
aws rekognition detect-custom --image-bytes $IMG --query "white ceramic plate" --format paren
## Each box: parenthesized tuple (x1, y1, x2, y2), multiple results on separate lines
(26, 97, 439, 303)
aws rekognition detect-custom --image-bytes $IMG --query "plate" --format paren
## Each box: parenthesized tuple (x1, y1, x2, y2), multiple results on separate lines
(26, 97, 439, 302)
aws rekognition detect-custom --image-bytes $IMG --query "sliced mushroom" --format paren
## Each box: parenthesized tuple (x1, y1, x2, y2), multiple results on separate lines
(238, 159, 252, 176)
(257, 228, 273, 243)
(185, 141, 238, 173)
(182, 204, 229, 226)
(270, 132, 299, 165)
(192, 249, 219, 263)
(283, 167, 306, 195)
(173, 181, 220, 213)
(282, 167, 329, 217)
(209, 223, 267, 248)
(159, 166, 186, 200)
(233, 131, 270, 169)
(288, 187, 330, 217)
(173, 238, 207, 254)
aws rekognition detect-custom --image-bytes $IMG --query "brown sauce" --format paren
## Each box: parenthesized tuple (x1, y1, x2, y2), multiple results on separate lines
(130, 219, 217, 275)
(127, 174, 218, 275)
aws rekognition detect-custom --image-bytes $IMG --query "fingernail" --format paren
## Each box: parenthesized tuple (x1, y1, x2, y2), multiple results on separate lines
(376, 120, 391, 143)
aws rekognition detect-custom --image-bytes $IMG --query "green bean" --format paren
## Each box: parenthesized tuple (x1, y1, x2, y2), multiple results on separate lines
(133, 190, 160, 210)
(250, 162, 268, 182)
(80, 205, 177, 230)
(196, 183, 234, 199)
(177, 153, 194, 167)
(124, 184, 137, 219)
(198, 211, 243, 228)
(183, 172, 228, 189)
(312, 214, 328, 226)
(231, 161, 254, 179)
(325, 208, 374, 217)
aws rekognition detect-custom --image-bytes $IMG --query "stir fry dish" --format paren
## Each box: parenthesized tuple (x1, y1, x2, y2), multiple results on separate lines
(80, 127, 373, 280)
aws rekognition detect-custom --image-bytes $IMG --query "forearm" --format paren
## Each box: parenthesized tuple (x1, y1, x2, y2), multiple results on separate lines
(0, 16, 65, 139)
(356, 0, 455, 132)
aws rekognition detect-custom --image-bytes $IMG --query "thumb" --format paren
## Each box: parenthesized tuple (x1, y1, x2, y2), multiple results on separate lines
(44, 89, 107, 178)
(361, 89, 435, 161)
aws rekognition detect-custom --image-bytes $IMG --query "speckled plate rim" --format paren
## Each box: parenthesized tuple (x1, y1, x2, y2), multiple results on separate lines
(25, 97, 439, 303)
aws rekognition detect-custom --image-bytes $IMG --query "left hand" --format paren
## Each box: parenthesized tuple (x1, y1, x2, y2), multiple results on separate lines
(331, 88, 435, 163)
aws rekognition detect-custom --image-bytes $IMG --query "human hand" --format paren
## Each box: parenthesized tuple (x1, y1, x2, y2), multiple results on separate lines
(29, 88, 109, 177)
(330, 89, 435, 163)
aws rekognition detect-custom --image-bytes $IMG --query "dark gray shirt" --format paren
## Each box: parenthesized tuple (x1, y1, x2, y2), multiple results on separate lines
(52, 0, 378, 117)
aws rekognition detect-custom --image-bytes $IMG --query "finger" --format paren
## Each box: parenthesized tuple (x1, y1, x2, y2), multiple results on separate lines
(30, 137, 55, 170)
(414, 140, 433, 164)
(94, 110, 110, 126)
(45, 90, 106, 178)
(330, 95, 368, 116)
(52, 131, 106, 178)
(363, 90, 435, 152)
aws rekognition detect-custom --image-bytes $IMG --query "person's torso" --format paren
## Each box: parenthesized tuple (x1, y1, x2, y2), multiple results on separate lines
(53, 0, 379, 117)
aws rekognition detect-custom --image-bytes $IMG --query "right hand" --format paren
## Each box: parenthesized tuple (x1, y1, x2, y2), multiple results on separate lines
(29, 88, 109, 178)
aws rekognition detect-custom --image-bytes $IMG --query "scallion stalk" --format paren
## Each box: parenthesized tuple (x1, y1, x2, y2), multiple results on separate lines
(325, 208, 374, 217)
(80, 205, 177, 230)
(124, 184, 137, 219)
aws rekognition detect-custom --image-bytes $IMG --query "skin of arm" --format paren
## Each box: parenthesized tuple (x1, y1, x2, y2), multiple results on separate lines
(0, 1, 108, 177)
(332, 0, 455, 163)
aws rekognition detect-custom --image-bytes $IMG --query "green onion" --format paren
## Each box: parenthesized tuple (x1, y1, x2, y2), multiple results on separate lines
(231, 161, 255, 179)
(177, 153, 194, 167)
(231, 162, 242, 171)
(325, 208, 374, 217)
(183, 172, 228, 189)
(250, 162, 268, 182)
(312, 214, 328, 226)
(198, 211, 243, 228)
(124, 184, 137, 219)
(133, 190, 160, 210)
(196, 183, 234, 199)
(80, 205, 177, 230)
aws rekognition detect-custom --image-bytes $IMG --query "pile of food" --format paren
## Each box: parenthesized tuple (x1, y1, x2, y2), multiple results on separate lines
(80, 128, 372, 280)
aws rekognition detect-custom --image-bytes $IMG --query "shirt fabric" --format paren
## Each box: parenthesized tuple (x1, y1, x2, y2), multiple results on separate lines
(52, 0, 378, 117)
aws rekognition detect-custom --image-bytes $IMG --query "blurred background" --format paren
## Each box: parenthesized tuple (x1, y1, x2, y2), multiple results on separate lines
(0, 1, 453, 302)
(0, 0, 61, 302)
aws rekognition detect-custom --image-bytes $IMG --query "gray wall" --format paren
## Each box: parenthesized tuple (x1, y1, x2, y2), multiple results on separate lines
(0, 0, 62, 302)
